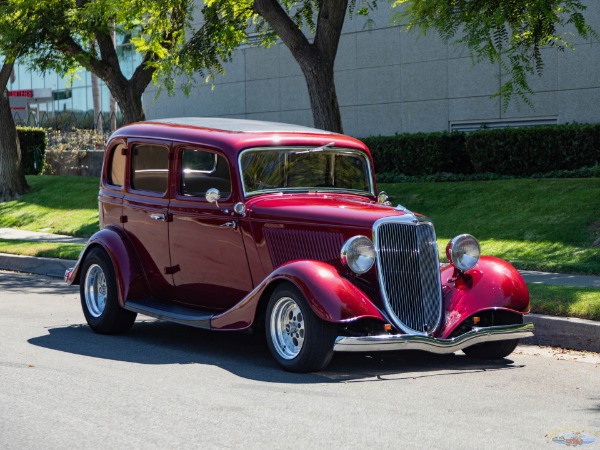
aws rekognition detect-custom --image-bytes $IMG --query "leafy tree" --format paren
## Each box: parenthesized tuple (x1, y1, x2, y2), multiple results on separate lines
(0, 0, 40, 201)
(393, 0, 596, 108)
(0, 60, 28, 201)
(176, 1, 376, 133)
(10, 0, 196, 124)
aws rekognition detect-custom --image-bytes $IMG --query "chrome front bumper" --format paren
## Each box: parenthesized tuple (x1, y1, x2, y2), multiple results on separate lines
(333, 323, 534, 353)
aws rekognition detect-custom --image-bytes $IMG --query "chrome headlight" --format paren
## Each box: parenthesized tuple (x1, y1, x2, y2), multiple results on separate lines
(341, 235, 376, 274)
(446, 234, 480, 272)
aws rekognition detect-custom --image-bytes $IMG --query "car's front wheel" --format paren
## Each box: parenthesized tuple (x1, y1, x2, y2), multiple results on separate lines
(462, 339, 519, 359)
(266, 284, 337, 372)
(80, 247, 136, 334)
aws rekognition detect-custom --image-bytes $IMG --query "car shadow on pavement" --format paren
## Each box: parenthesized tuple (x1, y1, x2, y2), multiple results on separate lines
(0, 272, 77, 295)
(28, 319, 524, 384)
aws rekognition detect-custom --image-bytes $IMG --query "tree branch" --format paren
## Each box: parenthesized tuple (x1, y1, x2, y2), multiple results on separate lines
(253, 0, 312, 59)
(314, 0, 349, 64)
(0, 60, 14, 92)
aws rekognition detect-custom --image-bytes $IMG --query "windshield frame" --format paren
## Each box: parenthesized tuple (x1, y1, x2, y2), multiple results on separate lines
(238, 146, 376, 199)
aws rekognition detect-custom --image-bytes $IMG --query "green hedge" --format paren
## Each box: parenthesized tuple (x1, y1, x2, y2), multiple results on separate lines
(364, 124, 600, 177)
(363, 132, 470, 176)
(17, 127, 47, 175)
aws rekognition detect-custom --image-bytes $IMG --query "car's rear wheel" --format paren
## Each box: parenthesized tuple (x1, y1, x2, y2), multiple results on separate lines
(463, 339, 519, 359)
(266, 284, 337, 372)
(80, 247, 136, 334)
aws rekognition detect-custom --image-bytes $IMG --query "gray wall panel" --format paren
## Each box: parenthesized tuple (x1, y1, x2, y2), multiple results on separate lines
(143, 1, 600, 136)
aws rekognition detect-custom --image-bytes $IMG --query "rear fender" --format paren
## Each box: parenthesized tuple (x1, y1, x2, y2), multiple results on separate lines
(438, 256, 530, 338)
(211, 260, 385, 330)
(66, 227, 148, 307)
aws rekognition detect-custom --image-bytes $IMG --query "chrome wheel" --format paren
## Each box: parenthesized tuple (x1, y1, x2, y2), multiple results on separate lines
(269, 296, 305, 360)
(83, 264, 107, 318)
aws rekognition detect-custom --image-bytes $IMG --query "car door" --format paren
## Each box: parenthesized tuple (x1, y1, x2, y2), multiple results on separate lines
(168, 146, 253, 311)
(122, 140, 173, 299)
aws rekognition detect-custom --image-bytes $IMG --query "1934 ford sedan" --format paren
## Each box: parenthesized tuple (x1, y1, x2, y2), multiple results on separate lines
(65, 118, 534, 372)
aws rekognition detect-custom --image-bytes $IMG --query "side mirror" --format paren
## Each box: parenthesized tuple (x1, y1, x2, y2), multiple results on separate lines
(205, 188, 221, 208)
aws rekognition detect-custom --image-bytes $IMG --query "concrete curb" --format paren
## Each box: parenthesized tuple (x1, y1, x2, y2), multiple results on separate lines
(1, 252, 599, 354)
(523, 314, 600, 353)
(0, 253, 76, 279)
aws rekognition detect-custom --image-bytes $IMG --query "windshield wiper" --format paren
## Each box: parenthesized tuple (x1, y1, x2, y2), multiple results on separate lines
(293, 142, 335, 155)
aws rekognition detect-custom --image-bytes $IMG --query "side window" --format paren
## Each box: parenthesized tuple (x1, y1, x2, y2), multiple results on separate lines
(131, 144, 169, 193)
(107, 144, 126, 187)
(181, 149, 231, 198)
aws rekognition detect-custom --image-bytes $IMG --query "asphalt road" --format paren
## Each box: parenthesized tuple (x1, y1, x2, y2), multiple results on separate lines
(1, 271, 599, 449)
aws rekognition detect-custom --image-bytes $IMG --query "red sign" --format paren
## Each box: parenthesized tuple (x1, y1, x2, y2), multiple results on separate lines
(8, 90, 33, 97)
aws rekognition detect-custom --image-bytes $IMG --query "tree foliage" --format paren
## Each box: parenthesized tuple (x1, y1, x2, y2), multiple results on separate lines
(393, 0, 596, 109)
(161, 0, 376, 132)
(0, 0, 199, 123)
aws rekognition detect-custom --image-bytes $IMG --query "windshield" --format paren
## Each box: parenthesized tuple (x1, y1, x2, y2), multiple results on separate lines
(240, 147, 374, 197)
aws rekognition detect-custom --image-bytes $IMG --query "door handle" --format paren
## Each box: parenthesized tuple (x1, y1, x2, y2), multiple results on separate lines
(150, 213, 166, 221)
(220, 221, 238, 230)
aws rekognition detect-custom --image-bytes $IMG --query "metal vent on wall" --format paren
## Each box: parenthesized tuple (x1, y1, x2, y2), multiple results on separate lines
(450, 117, 558, 133)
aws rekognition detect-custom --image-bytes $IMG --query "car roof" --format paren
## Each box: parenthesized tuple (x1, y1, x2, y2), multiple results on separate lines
(148, 117, 337, 134)
(107, 117, 371, 160)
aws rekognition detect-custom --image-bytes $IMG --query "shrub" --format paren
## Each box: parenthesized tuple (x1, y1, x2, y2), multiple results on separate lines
(363, 132, 471, 176)
(465, 124, 600, 176)
(17, 127, 47, 175)
(363, 124, 600, 178)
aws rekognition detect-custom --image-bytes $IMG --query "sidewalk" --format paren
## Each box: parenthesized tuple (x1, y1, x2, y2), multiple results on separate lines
(1, 227, 599, 353)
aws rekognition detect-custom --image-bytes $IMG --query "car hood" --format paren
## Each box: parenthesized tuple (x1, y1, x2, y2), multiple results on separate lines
(245, 193, 418, 229)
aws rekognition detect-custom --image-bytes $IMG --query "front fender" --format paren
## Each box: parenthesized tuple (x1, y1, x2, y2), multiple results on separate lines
(211, 260, 385, 330)
(66, 227, 148, 307)
(438, 256, 530, 338)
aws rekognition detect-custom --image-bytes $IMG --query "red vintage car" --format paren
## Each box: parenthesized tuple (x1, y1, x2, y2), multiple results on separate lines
(65, 118, 534, 372)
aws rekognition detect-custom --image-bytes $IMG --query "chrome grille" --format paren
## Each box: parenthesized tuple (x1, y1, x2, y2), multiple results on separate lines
(375, 219, 442, 335)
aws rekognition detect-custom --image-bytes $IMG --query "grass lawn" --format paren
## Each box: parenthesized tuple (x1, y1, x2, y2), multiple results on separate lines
(0, 176, 99, 237)
(529, 284, 600, 321)
(380, 178, 600, 275)
(1, 176, 599, 275)
(0, 239, 84, 260)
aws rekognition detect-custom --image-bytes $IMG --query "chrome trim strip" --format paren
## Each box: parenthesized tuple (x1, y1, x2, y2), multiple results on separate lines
(333, 323, 534, 353)
(237, 146, 376, 198)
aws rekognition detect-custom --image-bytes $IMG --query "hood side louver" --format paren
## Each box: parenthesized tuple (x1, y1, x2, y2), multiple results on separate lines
(264, 227, 344, 269)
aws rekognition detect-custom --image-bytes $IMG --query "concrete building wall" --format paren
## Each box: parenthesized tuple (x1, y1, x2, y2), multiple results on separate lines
(143, 2, 600, 137)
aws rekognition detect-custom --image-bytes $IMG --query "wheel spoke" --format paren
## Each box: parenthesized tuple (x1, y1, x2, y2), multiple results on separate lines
(84, 264, 107, 318)
(270, 297, 305, 360)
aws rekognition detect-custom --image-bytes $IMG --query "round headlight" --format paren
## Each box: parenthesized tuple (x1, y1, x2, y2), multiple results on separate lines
(446, 234, 480, 272)
(341, 236, 376, 274)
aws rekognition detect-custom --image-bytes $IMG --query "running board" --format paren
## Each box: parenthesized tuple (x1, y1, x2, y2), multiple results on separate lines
(124, 298, 213, 329)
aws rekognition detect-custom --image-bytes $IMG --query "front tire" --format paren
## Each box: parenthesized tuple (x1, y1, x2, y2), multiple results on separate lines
(266, 284, 337, 373)
(462, 339, 519, 359)
(80, 248, 136, 334)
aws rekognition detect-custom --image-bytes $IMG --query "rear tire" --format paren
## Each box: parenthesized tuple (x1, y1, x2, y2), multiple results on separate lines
(266, 284, 337, 373)
(80, 248, 136, 334)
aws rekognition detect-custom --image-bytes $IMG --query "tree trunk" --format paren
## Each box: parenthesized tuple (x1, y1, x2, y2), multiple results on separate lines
(109, 28, 118, 131)
(298, 56, 343, 133)
(253, 0, 347, 133)
(91, 73, 102, 131)
(0, 89, 28, 202)
(105, 81, 145, 124)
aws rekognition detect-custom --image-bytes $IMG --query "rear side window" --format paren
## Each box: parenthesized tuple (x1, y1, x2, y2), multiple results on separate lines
(131, 144, 169, 193)
(180, 149, 231, 198)
(107, 144, 126, 187)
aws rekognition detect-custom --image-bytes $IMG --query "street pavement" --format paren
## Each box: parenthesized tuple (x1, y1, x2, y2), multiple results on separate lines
(0, 227, 599, 353)
(1, 271, 599, 449)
